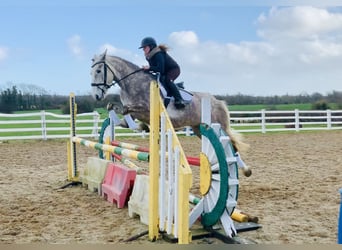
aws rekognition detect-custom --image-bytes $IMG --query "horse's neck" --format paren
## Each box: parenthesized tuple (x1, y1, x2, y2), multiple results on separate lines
(108, 56, 151, 102)
(108, 56, 135, 80)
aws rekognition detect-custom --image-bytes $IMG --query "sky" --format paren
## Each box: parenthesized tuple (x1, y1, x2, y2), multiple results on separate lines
(1, 0, 342, 96)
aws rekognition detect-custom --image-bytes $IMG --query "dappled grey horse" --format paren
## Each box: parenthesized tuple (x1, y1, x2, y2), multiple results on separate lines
(90, 51, 251, 176)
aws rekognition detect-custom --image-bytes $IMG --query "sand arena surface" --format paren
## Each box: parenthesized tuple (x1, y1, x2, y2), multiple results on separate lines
(0, 130, 341, 244)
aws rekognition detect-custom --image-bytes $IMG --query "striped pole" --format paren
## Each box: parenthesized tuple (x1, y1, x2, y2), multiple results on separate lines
(112, 140, 200, 166)
(112, 153, 145, 174)
(111, 140, 149, 152)
(72, 137, 149, 162)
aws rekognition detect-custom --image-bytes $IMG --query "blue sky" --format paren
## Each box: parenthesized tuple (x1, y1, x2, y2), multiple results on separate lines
(1, 0, 342, 96)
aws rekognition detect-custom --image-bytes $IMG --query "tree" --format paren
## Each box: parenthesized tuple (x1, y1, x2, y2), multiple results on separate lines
(312, 99, 330, 110)
(0, 86, 20, 113)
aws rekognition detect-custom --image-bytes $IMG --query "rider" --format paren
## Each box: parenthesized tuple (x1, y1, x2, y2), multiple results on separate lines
(139, 37, 186, 109)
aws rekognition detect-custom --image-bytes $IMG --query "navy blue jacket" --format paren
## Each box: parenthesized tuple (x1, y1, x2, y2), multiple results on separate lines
(145, 47, 179, 76)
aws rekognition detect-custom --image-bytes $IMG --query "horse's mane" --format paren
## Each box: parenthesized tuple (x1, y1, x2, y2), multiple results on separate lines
(109, 55, 140, 71)
(105, 55, 154, 91)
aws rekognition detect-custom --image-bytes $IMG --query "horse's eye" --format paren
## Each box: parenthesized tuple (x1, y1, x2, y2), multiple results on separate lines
(96, 69, 101, 74)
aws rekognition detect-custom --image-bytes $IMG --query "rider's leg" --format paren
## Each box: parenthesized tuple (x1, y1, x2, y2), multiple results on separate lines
(165, 68, 185, 109)
(168, 82, 185, 108)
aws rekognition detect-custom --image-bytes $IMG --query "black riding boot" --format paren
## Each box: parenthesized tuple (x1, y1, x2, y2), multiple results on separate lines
(168, 82, 185, 109)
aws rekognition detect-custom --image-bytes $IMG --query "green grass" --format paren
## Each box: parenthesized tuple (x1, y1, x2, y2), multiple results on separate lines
(95, 108, 110, 119)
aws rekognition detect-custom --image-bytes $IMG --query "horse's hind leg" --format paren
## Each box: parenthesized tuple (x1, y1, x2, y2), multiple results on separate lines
(191, 125, 201, 138)
(138, 122, 150, 132)
(211, 100, 252, 177)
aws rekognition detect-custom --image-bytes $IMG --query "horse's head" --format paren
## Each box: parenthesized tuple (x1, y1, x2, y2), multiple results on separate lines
(90, 50, 115, 100)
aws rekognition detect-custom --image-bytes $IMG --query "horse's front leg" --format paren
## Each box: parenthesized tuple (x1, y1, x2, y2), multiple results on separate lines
(122, 104, 148, 115)
(118, 115, 150, 132)
(107, 102, 138, 129)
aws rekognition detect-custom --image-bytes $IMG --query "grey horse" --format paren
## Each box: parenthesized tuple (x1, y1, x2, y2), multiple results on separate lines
(90, 51, 251, 176)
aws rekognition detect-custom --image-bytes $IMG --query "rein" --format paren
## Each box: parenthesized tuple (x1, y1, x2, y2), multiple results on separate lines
(115, 68, 144, 84)
(91, 60, 143, 88)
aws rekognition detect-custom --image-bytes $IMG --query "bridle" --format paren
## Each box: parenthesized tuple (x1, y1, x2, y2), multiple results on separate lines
(91, 59, 143, 90)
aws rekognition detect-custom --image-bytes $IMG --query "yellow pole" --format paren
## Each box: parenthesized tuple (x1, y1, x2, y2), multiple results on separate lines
(67, 92, 79, 182)
(148, 81, 160, 241)
(231, 209, 248, 222)
(178, 169, 192, 243)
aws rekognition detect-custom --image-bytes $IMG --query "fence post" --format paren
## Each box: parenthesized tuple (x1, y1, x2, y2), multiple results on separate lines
(295, 109, 300, 131)
(41, 110, 47, 140)
(327, 109, 332, 129)
(261, 109, 266, 133)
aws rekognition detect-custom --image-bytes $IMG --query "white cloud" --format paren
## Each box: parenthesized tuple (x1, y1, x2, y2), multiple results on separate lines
(255, 6, 342, 65)
(167, 31, 278, 94)
(0, 46, 9, 62)
(257, 6, 342, 40)
(164, 7, 342, 95)
(98, 43, 129, 56)
(169, 31, 199, 46)
(169, 31, 263, 68)
(67, 34, 83, 57)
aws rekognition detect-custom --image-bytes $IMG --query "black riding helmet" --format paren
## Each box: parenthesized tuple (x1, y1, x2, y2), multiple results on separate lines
(139, 37, 157, 49)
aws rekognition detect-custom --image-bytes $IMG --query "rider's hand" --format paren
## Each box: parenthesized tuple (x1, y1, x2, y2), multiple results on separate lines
(142, 65, 150, 70)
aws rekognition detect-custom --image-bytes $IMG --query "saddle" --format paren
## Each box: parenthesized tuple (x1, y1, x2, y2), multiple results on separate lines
(148, 71, 193, 107)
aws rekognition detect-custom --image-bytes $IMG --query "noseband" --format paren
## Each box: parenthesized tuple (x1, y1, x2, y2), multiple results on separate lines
(91, 60, 115, 89)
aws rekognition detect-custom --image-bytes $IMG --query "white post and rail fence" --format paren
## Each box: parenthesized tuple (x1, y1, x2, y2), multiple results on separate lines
(0, 109, 341, 141)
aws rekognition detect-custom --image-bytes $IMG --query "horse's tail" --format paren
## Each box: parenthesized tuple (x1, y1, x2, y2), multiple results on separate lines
(226, 126, 250, 153)
(219, 100, 249, 153)
(218, 100, 252, 177)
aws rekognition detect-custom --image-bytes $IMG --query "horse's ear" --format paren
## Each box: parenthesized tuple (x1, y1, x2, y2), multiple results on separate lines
(100, 49, 107, 60)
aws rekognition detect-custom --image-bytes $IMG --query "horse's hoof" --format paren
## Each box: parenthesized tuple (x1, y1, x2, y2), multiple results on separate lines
(106, 103, 114, 111)
(122, 106, 129, 115)
(139, 123, 150, 132)
(243, 168, 252, 177)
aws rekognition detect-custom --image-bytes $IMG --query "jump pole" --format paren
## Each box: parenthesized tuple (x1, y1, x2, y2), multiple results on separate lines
(111, 140, 200, 166)
(72, 137, 149, 161)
